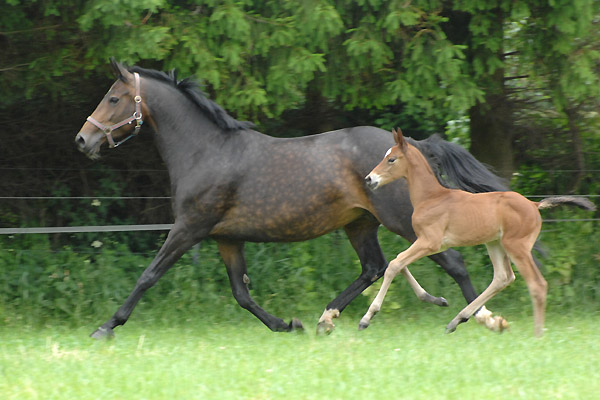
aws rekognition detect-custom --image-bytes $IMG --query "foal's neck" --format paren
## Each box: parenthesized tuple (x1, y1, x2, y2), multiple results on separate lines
(405, 144, 449, 206)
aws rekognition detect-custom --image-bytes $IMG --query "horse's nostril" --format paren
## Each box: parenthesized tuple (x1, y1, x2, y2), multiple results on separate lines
(365, 176, 371, 184)
(75, 133, 86, 148)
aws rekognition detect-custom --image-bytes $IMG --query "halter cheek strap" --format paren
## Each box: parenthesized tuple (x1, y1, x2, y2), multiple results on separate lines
(86, 72, 144, 148)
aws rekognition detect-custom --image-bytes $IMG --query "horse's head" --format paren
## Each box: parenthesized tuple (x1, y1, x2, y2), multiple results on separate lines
(75, 59, 144, 159)
(365, 128, 409, 190)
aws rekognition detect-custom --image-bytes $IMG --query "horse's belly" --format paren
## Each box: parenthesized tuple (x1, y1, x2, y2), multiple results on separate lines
(209, 206, 363, 242)
(441, 223, 502, 248)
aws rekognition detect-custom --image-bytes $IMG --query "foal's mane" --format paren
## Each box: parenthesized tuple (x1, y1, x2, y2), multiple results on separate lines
(127, 65, 254, 131)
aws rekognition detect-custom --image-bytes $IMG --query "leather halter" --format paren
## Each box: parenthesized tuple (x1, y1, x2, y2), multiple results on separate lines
(86, 72, 143, 148)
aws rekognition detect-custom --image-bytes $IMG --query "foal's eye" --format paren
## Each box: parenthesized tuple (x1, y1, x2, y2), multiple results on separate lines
(388, 157, 396, 164)
(109, 97, 119, 104)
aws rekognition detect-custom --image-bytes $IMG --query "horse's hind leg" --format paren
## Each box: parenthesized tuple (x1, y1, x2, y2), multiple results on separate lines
(317, 218, 386, 334)
(317, 217, 445, 334)
(90, 222, 196, 339)
(504, 241, 547, 337)
(428, 249, 508, 331)
(446, 241, 514, 334)
(217, 239, 302, 332)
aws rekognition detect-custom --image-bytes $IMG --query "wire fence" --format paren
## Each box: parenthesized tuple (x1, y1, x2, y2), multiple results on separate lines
(0, 194, 597, 235)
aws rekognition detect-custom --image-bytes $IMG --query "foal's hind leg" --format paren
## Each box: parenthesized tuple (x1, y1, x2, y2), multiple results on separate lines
(217, 239, 303, 332)
(428, 249, 507, 331)
(446, 241, 514, 334)
(504, 241, 547, 337)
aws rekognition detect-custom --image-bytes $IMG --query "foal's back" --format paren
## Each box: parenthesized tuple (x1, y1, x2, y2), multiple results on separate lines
(428, 190, 542, 248)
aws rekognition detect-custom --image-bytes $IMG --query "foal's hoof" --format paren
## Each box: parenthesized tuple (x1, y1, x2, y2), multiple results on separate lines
(491, 316, 509, 333)
(445, 316, 468, 334)
(436, 296, 449, 307)
(288, 318, 304, 332)
(316, 320, 335, 335)
(358, 321, 370, 331)
(90, 326, 115, 340)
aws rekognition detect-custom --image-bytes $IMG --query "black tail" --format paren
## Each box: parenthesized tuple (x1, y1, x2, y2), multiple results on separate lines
(409, 135, 509, 193)
(538, 196, 596, 211)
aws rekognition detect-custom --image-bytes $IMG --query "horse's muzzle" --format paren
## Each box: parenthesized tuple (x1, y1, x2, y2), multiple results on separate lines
(75, 132, 86, 151)
(75, 132, 101, 159)
(364, 175, 380, 191)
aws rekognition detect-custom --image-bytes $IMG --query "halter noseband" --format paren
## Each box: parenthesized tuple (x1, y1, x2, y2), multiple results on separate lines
(86, 72, 144, 148)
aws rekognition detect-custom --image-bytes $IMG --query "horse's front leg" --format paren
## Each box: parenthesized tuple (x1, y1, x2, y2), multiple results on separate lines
(90, 222, 197, 339)
(217, 239, 303, 332)
(358, 239, 435, 330)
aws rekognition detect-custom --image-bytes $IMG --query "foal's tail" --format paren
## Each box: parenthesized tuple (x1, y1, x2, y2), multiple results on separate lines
(408, 134, 509, 193)
(537, 196, 596, 211)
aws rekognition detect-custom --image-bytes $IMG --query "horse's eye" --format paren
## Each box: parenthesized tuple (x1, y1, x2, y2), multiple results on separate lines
(388, 157, 396, 164)
(109, 97, 119, 104)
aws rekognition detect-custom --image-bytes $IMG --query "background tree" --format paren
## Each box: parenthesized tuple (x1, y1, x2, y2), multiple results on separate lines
(1, 0, 598, 224)
(0, 0, 598, 326)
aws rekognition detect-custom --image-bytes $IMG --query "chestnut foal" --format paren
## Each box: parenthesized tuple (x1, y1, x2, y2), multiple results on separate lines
(359, 128, 596, 336)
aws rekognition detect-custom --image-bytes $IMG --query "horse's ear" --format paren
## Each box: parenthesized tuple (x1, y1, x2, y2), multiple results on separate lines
(109, 57, 130, 82)
(392, 128, 407, 151)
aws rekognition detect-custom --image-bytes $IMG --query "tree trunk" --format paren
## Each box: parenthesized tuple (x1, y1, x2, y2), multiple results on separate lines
(469, 91, 514, 180)
(465, 7, 514, 181)
(564, 106, 585, 193)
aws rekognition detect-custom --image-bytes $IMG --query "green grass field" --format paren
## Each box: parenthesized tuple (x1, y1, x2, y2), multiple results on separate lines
(1, 309, 598, 400)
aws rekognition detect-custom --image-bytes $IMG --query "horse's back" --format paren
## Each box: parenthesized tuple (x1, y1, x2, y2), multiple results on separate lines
(208, 127, 395, 241)
(438, 191, 541, 247)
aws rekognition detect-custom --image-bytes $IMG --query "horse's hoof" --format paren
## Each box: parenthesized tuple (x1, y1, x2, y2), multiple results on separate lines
(493, 316, 509, 333)
(358, 321, 370, 331)
(288, 318, 304, 332)
(90, 326, 115, 340)
(437, 296, 449, 307)
(316, 320, 335, 335)
(445, 319, 459, 334)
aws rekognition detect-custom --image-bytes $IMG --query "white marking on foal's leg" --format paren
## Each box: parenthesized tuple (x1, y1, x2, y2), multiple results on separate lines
(359, 261, 401, 330)
(318, 308, 340, 325)
(474, 306, 509, 332)
(317, 308, 340, 334)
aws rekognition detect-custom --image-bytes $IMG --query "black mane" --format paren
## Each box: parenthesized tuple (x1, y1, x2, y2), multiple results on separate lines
(408, 135, 508, 193)
(128, 65, 254, 131)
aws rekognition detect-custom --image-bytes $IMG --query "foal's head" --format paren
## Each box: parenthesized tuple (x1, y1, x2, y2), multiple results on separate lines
(75, 59, 145, 159)
(365, 128, 410, 190)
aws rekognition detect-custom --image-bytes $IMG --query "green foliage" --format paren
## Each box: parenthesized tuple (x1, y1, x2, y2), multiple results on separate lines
(1, 216, 597, 327)
(1, 0, 598, 330)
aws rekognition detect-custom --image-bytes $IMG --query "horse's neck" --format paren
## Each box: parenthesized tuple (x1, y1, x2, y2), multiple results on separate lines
(147, 87, 230, 181)
(405, 145, 449, 206)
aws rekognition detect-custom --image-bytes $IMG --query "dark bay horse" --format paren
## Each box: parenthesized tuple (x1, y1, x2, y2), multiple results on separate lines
(75, 60, 508, 339)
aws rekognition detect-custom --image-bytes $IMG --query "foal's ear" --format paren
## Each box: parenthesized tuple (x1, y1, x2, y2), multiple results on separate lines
(392, 128, 407, 151)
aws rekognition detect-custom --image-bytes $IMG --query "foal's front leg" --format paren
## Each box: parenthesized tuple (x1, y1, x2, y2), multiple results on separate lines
(358, 239, 436, 330)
